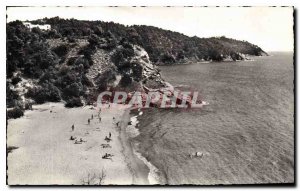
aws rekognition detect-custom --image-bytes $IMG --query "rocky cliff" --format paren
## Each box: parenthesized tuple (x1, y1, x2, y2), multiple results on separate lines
(6, 18, 267, 118)
(6, 20, 166, 118)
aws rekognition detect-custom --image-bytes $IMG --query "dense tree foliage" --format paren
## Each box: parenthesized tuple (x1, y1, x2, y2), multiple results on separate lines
(30, 17, 266, 63)
(6, 17, 267, 118)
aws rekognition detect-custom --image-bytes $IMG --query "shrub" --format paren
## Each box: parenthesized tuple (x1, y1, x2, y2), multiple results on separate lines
(176, 51, 185, 60)
(27, 84, 61, 104)
(59, 65, 71, 76)
(78, 44, 96, 67)
(39, 71, 56, 83)
(230, 52, 243, 61)
(81, 169, 106, 185)
(24, 101, 33, 110)
(67, 36, 76, 43)
(119, 74, 132, 87)
(11, 76, 22, 85)
(125, 27, 142, 44)
(67, 56, 78, 66)
(117, 61, 131, 73)
(57, 71, 77, 88)
(208, 49, 223, 61)
(31, 27, 42, 35)
(46, 29, 62, 39)
(73, 64, 84, 74)
(74, 57, 90, 69)
(65, 97, 83, 107)
(131, 62, 143, 81)
(160, 53, 176, 64)
(7, 107, 24, 119)
(111, 45, 134, 69)
(6, 86, 21, 108)
(120, 40, 133, 49)
(63, 82, 83, 98)
(88, 34, 101, 46)
(82, 75, 94, 87)
(93, 26, 104, 36)
(52, 44, 70, 57)
(94, 69, 117, 91)
(102, 37, 117, 50)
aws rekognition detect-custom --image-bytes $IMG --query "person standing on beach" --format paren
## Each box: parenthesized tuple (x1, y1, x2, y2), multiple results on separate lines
(99, 117, 101, 122)
(71, 124, 74, 131)
(109, 132, 111, 139)
(91, 114, 93, 120)
(88, 119, 90, 125)
(28, 103, 32, 110)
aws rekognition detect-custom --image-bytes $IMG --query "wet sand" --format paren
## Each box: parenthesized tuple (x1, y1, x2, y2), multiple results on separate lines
(117, 109, 150, 184)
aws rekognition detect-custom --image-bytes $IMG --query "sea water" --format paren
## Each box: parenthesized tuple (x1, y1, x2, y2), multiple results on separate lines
(133, 52, 294, 184)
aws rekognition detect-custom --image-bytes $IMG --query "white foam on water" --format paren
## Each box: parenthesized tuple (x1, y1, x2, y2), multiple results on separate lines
(126, 112, 161, 184)
(125, 116, 140, 138)
(133, 147, 161, 185)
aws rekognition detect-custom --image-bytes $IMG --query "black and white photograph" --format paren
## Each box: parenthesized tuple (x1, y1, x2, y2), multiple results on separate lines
(5, 5, 295, 186)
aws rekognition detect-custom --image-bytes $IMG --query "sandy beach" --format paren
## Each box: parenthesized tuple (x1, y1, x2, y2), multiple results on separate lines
(7, 102, 149, 185)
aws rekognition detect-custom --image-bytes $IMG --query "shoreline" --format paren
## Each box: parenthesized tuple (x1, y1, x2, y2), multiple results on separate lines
(123, 109, 162, 185)
(130, 109, 169, 185)
(117, 108, 150, 185)
(157, 55, 266, 66)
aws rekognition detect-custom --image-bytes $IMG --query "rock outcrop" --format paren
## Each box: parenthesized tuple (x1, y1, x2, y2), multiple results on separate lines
(6, 18, 268, 118)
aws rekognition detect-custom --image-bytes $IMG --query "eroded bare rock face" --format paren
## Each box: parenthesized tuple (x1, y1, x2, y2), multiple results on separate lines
(7, 19, 267, 117)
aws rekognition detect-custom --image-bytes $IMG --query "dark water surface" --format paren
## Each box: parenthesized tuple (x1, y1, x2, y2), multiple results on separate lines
(134, 52, 294, 184)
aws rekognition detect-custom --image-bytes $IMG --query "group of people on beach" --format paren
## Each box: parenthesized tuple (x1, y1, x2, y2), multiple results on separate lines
(69, 108, 101, 144)
(102, 153, 114, 159)
(69, 124, 86, 144)
(67, 105, 118, 160)
(104, 132, 112, 142)
(102, 131, 113, 159)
